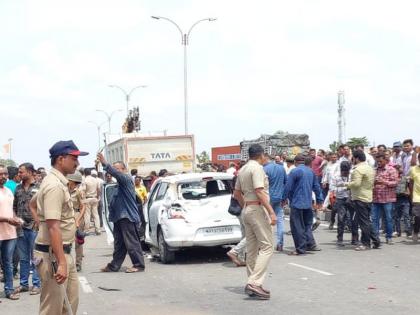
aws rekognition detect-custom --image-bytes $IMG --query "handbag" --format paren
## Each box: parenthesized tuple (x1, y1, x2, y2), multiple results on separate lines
(228, 196, 242, 216)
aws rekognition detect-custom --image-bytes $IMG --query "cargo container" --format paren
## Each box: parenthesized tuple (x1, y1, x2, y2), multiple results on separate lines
(105, 135, 195, 176)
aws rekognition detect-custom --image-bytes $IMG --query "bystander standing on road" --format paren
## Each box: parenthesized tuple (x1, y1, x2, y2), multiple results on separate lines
(371, 154, 399, 245)
(234, 144, 276, 300)
(134, 176, 148, 204)
(83, 168, 101, 235)
(263, 153, 287, 251)
(282, 154, 324, 256)
(321, 152, 339, 229)
(97, 153, 145, 273)
(0, 165, 22, 301)
(14, 163, 41, 295)
(34, 140, 88, 314)
(409, 152, 420, 242)
(345, 150, 380, 251)
(67, 171, 86, 272)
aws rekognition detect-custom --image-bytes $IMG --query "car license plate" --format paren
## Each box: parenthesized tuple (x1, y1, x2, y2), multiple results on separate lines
(204, 226, 233, 235)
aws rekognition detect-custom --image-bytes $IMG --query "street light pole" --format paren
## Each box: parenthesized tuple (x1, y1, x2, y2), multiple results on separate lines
(95, 109, 123, 135)
(108, 85, 147, 117)
(151, 16, 216, 135)
(88, 121, 106, 150)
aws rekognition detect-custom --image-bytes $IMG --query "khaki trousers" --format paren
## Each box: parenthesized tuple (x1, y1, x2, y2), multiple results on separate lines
(84, 197, 100, 233)
(242, 205, 274, 286)
(34, 250, 79, 315)
(75, 212, 84, 267)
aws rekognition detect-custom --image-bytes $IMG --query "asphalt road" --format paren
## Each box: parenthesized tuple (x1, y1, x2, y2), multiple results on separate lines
(2, 219, 420, 315)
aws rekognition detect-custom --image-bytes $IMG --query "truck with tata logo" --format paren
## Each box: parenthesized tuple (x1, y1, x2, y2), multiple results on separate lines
(105, 135, 196, 176)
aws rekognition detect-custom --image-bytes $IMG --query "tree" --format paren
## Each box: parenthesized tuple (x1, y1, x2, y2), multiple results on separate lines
(346, 137, 369, 149)
(0, 159, 17, 167)
(329, 141, 339, 153)
(196, 151, 210, 165)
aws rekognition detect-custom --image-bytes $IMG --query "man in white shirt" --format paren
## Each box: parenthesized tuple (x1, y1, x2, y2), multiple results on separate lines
(226, 162, 237, 175)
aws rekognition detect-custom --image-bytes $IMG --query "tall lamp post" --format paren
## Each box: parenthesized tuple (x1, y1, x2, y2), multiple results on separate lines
(88, 121, 106, 150)
(108, 85, 147, 117)
(95, 109, 123, 135)
(151, 16, 216, 135)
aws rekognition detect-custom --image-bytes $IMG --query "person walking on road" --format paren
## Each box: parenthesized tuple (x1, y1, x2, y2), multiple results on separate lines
(97, 153, 145, 273)
(234, 144, 277, 300)
(14, 163, 41, 295)
(34, 140, 88, 314)
(263, 153, 287, 252)
(67, 171, 86, 272)
(282, 154, 324, 256)
(83, 168, 101, 235)
(0, 165, 22, 301)
(344, 150, 381, 251)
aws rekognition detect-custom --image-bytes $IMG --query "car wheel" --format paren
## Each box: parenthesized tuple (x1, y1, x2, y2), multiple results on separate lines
(158, 228, 175, 264)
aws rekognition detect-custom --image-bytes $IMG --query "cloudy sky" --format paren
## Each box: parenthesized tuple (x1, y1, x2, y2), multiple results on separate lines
(1, 0, 419, 168)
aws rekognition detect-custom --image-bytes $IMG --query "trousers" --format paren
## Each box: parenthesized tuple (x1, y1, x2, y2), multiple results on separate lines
(351, 200, 380, 246)
(17, 229, 41, 288)
(35, 250, 79, 315)
(242, 205, 273, 287)
(84, 197, 100, 233)
(108, 218, 145, 271)
(290, 207, 316, 254)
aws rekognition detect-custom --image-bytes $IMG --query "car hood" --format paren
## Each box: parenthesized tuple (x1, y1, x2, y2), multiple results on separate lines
(177, 195, 237, 224)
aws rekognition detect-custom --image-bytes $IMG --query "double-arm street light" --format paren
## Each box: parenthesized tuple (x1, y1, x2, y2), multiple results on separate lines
(151, 16, 216, 135)
(108, 85, 147, 117)
(88, 121, 107, 150)
(95, 109, 123, 135)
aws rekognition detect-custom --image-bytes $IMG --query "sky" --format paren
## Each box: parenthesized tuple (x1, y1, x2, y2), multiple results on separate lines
(1, 0, 419, 168)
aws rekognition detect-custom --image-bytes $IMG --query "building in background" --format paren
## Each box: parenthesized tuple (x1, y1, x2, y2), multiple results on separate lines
(211, 145, 241, 169)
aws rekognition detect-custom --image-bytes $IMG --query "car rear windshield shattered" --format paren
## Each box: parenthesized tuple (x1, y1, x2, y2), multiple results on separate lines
(179, 180, 232, 200)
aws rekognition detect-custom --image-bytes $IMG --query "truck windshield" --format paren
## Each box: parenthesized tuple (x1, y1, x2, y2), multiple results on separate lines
(179, 179, 232, 200)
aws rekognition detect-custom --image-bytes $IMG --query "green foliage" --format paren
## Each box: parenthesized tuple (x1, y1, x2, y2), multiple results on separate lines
(196, 151, 210, 164)
(329, 141, 339, 153)
(346, 137, 369, 149)
(0, 159, 17, 167)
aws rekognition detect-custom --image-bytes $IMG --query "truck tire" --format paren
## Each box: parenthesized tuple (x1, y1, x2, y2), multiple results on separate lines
(158, 228, 175, 264)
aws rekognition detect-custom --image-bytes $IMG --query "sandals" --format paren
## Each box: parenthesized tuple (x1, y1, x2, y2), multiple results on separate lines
(6, 292, 20, 300)
(125, 266, 144, 273)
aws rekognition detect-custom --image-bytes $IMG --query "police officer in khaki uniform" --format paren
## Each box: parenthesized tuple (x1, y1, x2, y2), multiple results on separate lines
(34, 141, 88, 315)
(67, 171, 86, 272)
(234, 144, 277, 300)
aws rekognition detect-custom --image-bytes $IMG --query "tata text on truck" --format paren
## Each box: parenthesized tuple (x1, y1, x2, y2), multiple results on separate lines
(105, 135, 196, 176)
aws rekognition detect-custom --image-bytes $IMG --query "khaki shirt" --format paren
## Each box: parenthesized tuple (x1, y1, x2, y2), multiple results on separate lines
(35, 168, 76, 245)
(84, 175, 99, 198)
(347, 162, 374, 203)
(70, 186, 84, 211)
(235, 159, 269, 202)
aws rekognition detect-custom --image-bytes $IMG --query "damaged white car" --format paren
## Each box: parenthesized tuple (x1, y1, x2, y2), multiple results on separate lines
(145, 173, 242, 263)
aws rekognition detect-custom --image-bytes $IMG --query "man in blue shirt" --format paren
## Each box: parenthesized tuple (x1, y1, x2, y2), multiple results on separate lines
(97, 153, 145, 273)
(282, 154, 324, 255)
(263, 154, 287, 251)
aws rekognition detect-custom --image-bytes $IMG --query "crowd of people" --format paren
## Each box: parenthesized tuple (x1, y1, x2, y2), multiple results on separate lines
(228, 139, 419, 300)
(0, 138, 419, 308)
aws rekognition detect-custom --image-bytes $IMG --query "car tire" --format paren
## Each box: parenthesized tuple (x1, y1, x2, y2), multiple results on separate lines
(158, 228, 175, 264)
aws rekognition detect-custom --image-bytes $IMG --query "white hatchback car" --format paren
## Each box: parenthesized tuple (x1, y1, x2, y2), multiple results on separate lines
(145, 172, 242, 263)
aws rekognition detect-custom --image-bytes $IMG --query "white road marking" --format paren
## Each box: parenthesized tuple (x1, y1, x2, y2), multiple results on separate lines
(79, 276, 93, 293)
(288, 263, 334, 276)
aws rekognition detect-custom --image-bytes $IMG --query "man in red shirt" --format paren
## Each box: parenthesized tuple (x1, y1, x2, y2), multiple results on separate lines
(372, 154, 399, 244)
(309, 149, 325, 183)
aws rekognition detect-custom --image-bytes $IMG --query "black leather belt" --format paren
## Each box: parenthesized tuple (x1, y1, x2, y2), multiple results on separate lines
(35, 244, 72, 254)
